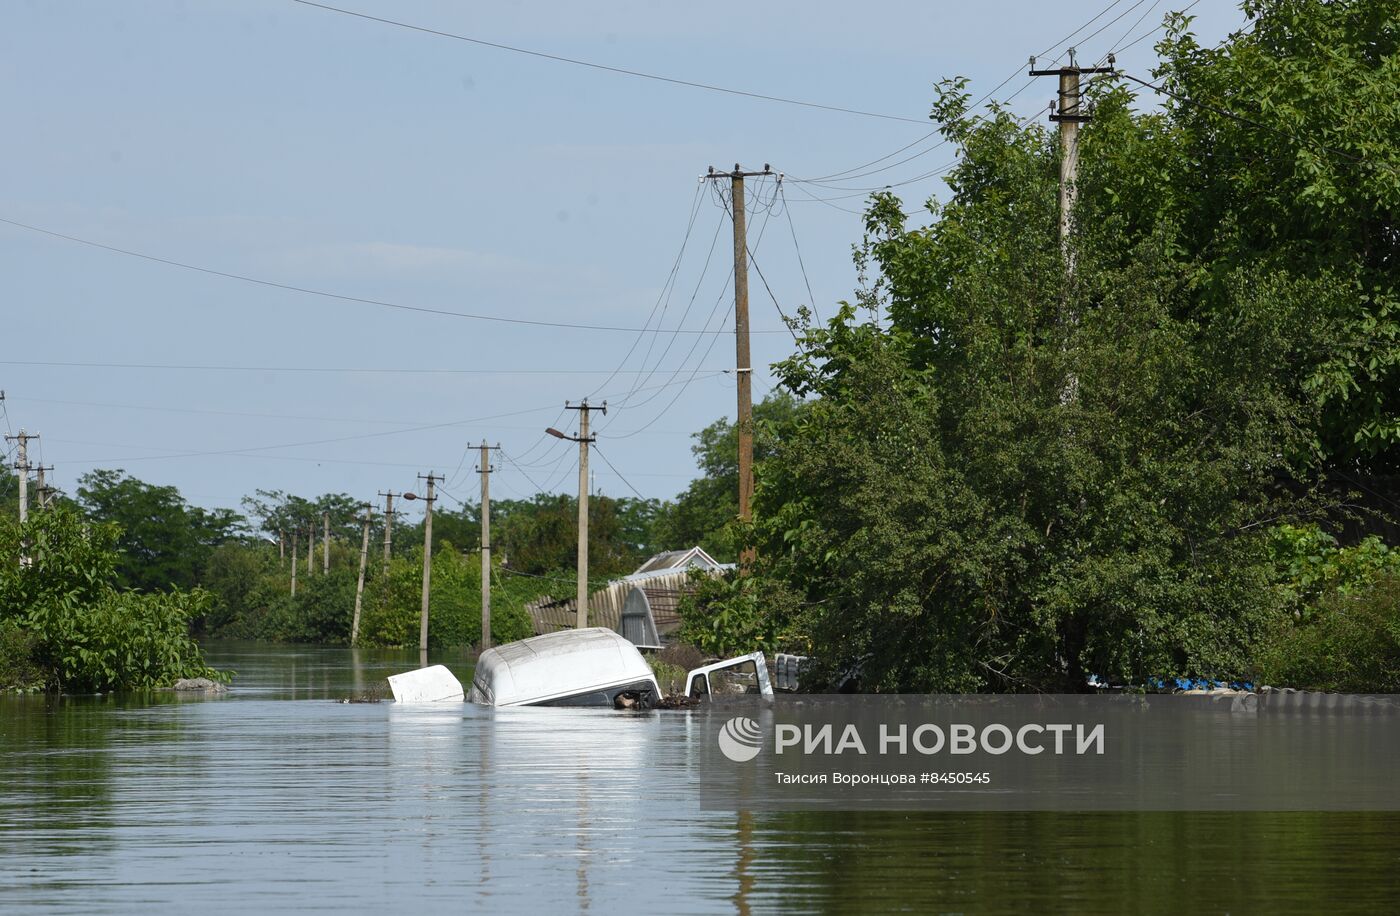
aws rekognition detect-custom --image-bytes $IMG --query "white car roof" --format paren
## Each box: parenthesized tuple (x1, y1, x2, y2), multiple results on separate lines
(471, 627, 656, 706)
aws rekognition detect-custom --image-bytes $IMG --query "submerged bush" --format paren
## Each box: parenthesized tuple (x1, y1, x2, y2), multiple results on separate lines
(1256, 574, 1400, 692)
(0, 619, 43, 691)
(208, 541, 537, 649)
(0, 507, 224, 692)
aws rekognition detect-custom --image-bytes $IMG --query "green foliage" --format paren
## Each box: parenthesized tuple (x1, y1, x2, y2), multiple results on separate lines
(1268, 524, 1400, 615)
(1076, 0, 1400, 465)
(208, 543, 536, 650)
(356, 548, 536, 649)
(77, 469, 245, 592)
(1256, 574, 1400, 692)
(646, 656, 688, 695)
(0, 619, 43, 691)
(652, 393, 803, 561)
(0, 506, 224, 692)
(201, 541, 276, 634)
(677, 570, 801, 658)
(241, 489, 365, 546)
(747, 70, 1346, 690)
(493, 493, 656, 578)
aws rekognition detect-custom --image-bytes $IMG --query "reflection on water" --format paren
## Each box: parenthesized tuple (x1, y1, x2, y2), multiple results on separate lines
(2, 641, 1399, 913)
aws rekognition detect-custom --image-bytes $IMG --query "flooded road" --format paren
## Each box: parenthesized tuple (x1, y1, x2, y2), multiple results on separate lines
(3, 642, 1399, 913)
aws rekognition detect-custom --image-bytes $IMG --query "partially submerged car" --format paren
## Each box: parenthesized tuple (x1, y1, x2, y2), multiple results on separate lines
(388, 627, 773, 708)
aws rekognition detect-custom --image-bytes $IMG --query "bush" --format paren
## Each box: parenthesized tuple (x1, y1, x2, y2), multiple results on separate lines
(677, 570, 802, 658)
(1256, 574, 1400, 692)
(357, 546, 535, 649)
(0, 507, 225, 692)
(0, 619, 43, 691)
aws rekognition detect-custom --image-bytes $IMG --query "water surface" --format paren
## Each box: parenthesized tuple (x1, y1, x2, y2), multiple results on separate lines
(3, 642, 1398, 913)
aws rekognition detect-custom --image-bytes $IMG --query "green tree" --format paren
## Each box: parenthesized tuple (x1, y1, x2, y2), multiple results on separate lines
(495, 492, 646, 578)
(1074, 0, 1400, 467)
(0, 506, 223, 691)
(241, 489, 364, 551)
(743, 64, 1348, 690)
(76, 469, 245, 592)
(652, 392, 803, 560)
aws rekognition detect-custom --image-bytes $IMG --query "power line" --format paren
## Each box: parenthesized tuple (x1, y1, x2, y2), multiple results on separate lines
(591, 197, 729, 408)
(287, 0, 930, 125)
(54, 371, 728, 466)
(792, 0, 1137, 186)
(7, 394, 579, 428)
(786, 4, 1190, 210)
(0, 359, 730, 375)
(780, 184, 820, 324)
(586, 182, 707, 398)
(1117, 70, 1394, 172)
(714, 189, 802, 346)
(591, 444, 646, 500)
(500, 448, 552, 495)
(0, 215, 791, 335)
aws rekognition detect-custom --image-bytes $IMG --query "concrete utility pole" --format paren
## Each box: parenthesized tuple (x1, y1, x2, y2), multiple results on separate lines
(35, 465, 53, 510)
(279, 529, 285, 565)
(547, 402, 606, 630)
(405, 473, 440, 653)
(305, 525, 313, 576)
(6, 428, 36, 568)
(322, 511, 330, 574)
(5, 429, 36, 524)
(479, 441, 500, 651)
(351, 502, 373, 646)
(1029, 50, 1114, 266)
(291, 528, 299, 596)
(705, 163, 772, 567)
(378, 490, 399, 562)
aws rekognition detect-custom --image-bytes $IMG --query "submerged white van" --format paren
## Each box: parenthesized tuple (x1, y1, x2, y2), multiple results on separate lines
(388, 627, 774, 708)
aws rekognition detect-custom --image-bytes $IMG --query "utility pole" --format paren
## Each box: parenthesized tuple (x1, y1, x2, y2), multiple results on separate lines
(291, 528, 299, 596)
(547, 402, 606, 629)
(35, 465, 53, 510)
(6, 428, 36, 568)
(479, 441, 500, 650)
(279, 529, 285, 565)
(5, 429, 36, 524)
(1029, 50, 1114, 265)
(305, 525, 313, 576)
(705, 163, 771, 567)
(405, 473, 440, 653)
(378, 490, 399, 562)
(351, 502, 373, 646)
(322, 511, 330, 574)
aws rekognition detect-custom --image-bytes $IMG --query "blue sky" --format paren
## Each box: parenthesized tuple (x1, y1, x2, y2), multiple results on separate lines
(0, 0, 1247, 522)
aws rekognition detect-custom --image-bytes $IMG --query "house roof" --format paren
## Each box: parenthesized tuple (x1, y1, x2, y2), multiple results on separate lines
(632, 546, 723, 575)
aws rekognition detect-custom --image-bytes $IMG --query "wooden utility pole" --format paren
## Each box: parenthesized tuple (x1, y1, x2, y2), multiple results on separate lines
(1029, 50, 1114, 265)
(322, 511, 330, 574)
(351, 502, 373, 646)
(291, 528, 299, 596)
(406, 473, 440, 652)
(479, 441, 500, 650)
(547, 402, 605, 629)
(5, 429, 35, 524)
(378, 490, 399, 562)
(566, 403, 604, 630)
(705, 164, 771, 567)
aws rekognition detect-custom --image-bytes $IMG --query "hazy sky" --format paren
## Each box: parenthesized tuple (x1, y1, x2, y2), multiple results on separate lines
(1, 0, 1247, 523)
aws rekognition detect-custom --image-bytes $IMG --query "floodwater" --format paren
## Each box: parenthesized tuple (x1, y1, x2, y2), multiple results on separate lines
(3, 642, 1399, 914)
